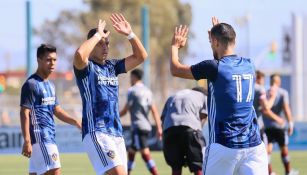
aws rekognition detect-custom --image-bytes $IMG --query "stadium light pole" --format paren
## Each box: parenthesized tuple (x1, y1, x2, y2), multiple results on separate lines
(141, 5, 150, 88)
(26, 0, 32, 77)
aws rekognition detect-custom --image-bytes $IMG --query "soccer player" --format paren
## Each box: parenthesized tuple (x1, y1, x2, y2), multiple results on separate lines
(120, 69, 162, 175)
(169, 17, 268, 174)
(254, 70, 284, 143)
(263, 74, 298, 175)
(161, 87, 207, 175)
(73, 13, 147, 175)
(20, 44, 82, 175)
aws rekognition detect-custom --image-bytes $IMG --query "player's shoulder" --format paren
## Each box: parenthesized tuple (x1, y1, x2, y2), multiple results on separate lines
(22, 75, 39, 89)
(223, 55, 254, 65)
(255, 84, 265, 92)
(278, 87, 289, 95)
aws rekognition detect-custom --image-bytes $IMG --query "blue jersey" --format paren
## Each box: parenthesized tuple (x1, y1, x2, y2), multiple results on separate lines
(191, 55, 261, 148)
(74, 59, 126, 139)
(20, 74, 59, 145)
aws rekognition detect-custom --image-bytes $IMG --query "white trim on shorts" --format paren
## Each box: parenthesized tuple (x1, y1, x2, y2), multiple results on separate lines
(203, 142, 268, 175)
(83, 131, 127, 175)
(29, 143, 61, 175)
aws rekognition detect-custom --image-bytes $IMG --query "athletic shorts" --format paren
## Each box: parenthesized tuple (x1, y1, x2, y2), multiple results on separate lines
(163, 126, 205, 172)
(29, 143, 61, 175)
(130, 129, 150, 150)
(265, 128, 288, 147)
(203, 142, 268, 175)
(83, 131, 127, 175)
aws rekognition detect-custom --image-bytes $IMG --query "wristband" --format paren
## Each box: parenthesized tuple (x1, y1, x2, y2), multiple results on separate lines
(289, 121, 294, 128)
(94, 33, 102, 40)
(127, 32, 136, 40)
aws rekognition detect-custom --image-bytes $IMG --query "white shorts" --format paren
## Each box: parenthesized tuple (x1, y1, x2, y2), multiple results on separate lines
(203, 142, 268, 175)
(83, 132, 127, 175)
(29, 143, 61, 175)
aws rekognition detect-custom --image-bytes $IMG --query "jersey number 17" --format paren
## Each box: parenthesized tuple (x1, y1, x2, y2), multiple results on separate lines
(232, 74, 253, 103)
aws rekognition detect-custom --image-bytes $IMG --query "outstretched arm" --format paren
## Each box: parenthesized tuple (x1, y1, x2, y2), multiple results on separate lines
(74, 20, 110, 70)
(171, 17, 219, 79)
(110, 13, 148, 72)
(170, 25, 194, 79)
(54, 106, 82, 130)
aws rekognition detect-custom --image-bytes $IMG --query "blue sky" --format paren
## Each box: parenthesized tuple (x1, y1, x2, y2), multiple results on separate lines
(0, 0, 306, 72)
(0, 0, 84, 72)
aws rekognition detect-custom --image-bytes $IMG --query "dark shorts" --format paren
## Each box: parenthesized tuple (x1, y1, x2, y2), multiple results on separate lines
(163, 126, 205, 172)
(130, 129, 150, 150)
(265, 128, 288, 147)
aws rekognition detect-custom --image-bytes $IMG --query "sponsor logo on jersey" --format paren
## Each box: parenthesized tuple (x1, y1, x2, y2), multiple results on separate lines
(98, 75, 118, 86)
(42, 97, 56, 105)
(107, 150, 115, 159)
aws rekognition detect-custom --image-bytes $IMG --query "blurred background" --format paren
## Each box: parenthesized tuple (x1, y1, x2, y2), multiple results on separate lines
(0, 0, 307, 173)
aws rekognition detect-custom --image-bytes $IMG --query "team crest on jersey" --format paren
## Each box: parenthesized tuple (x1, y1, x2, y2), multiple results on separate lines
(51, 153, 58, 161)
(107, 150, 115, 159)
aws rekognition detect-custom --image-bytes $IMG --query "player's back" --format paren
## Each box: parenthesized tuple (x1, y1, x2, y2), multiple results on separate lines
(209, 56, 261, 148)
(128, 82, 153, 131)
(162, 89, 206, 131)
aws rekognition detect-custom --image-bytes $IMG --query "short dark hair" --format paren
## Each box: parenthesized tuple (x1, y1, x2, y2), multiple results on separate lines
(256, 70, 265, 79)
(270, 73, 280, 85)
(37, 44, 56, 59)
(192, 87, 207, 96)
(131, 69, 143, 80)
(87, 28, 109, 39)
(210, 23, 236, 46)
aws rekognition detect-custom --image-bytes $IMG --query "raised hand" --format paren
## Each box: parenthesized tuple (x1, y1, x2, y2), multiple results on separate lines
(208, 16, 220, 43)
(97, 19, 110, 38)
(212, 16, 220, 26)
(172, 25, 189, 49)
(110, 13, 132, 36)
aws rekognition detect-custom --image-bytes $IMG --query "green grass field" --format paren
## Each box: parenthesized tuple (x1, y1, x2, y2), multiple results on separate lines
(0, 151, 306, 175)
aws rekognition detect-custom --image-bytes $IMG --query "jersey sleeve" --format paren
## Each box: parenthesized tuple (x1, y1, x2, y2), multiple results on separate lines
(147, 90, 153, 107)
(73, 63, 90, 79)
(55, 94, 59, 106)
(190, 59, 218, 80)
(20, 82, 36, 109)
(282, 89, 290, 104)
(109, 59, 126, 76)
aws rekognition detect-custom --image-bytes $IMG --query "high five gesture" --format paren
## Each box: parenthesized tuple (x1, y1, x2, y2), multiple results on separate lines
(110, 13, 132, 36)
(172, 25, 189, 49)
